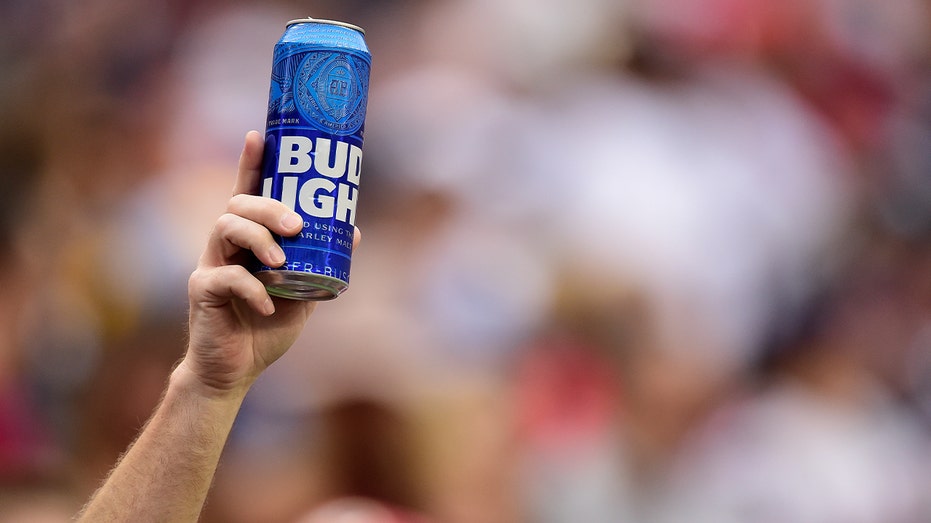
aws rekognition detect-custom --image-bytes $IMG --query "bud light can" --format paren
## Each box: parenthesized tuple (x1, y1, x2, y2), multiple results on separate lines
(254, 17, 371, 300)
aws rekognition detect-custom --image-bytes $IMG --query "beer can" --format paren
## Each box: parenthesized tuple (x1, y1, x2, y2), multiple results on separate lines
(254, 17, 371, 300)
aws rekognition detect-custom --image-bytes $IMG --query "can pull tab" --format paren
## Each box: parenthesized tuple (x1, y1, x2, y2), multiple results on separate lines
(285, 17, 365, 34)
(286, 17, 315, 27)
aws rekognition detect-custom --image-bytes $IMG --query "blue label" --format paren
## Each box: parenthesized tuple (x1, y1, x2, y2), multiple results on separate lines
(293, 52, 369, 135)
(267, 48, 370, 136)
(257, 129, 361, 284)
(259, 26, 369, 287)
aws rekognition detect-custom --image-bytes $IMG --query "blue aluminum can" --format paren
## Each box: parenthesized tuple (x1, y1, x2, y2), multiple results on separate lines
(254, 17, 371, 300)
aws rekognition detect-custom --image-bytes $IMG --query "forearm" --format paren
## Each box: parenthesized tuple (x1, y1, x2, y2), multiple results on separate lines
(77, 361, 248, 522)
(76, 131, 322, 521)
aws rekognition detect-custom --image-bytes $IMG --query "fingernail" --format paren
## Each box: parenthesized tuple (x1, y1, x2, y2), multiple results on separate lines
(263, 298, 275, 316)
(281, 213, 302, 230)
(268, 245, 286, 266)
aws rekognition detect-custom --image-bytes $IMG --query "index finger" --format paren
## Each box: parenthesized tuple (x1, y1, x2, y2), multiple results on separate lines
(232, 130, 265, 196)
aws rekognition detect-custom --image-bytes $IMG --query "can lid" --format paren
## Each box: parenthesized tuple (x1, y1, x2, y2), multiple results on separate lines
(286, 17, 365, 35)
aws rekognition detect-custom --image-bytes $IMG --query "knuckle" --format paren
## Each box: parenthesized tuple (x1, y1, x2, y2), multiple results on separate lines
(223, 266, 265, 299)
(214, 213, 240, 236)
(215, 264, 248, 282)
(189, 264, 265, 305)
(227, 193, 289, 225)
(188, 268, 208, 294)
(227, 193, 254, 213)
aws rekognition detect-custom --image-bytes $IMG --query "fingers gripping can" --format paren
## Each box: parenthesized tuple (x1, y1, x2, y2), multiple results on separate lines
(254, 18, 371, 300)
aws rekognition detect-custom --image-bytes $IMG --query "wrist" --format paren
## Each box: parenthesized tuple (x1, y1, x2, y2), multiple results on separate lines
(170, 358, 253, 404)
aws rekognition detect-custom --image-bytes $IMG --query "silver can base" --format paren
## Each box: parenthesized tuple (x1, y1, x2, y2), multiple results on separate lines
(254, 270, 347, 301)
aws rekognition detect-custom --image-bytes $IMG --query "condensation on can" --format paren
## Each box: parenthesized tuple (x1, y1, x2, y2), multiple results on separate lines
(253, 17, 370, 301)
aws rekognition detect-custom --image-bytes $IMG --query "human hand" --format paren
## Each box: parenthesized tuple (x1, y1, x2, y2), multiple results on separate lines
(179, 130, 359, 398)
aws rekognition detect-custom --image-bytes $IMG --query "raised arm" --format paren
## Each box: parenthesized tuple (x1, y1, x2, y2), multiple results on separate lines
(76, 130, 355, 522)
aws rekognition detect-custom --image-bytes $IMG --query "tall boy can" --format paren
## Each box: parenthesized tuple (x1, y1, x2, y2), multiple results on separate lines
(254, 17, 371, 300)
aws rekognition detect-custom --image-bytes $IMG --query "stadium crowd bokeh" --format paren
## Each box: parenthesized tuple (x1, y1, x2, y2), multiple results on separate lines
(1, 0, 930, 521)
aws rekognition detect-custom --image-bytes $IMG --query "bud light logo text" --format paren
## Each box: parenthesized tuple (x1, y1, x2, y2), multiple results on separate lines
(262, 135, 362, 227)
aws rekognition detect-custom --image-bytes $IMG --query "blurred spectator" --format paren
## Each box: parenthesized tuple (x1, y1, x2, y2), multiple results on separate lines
(1, 0, 930, 521)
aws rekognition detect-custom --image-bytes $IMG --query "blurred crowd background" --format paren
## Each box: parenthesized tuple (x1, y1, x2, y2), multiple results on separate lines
(1, 0, 930, 521)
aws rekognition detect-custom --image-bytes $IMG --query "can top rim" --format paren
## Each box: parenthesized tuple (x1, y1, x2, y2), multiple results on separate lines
(286, 17, 365, 35)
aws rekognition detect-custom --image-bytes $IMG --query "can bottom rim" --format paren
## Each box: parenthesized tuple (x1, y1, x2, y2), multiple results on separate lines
(254, 270, 347, 301)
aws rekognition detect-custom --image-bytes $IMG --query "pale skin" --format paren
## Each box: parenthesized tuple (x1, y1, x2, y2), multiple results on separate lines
(76, 130, 360, 522)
